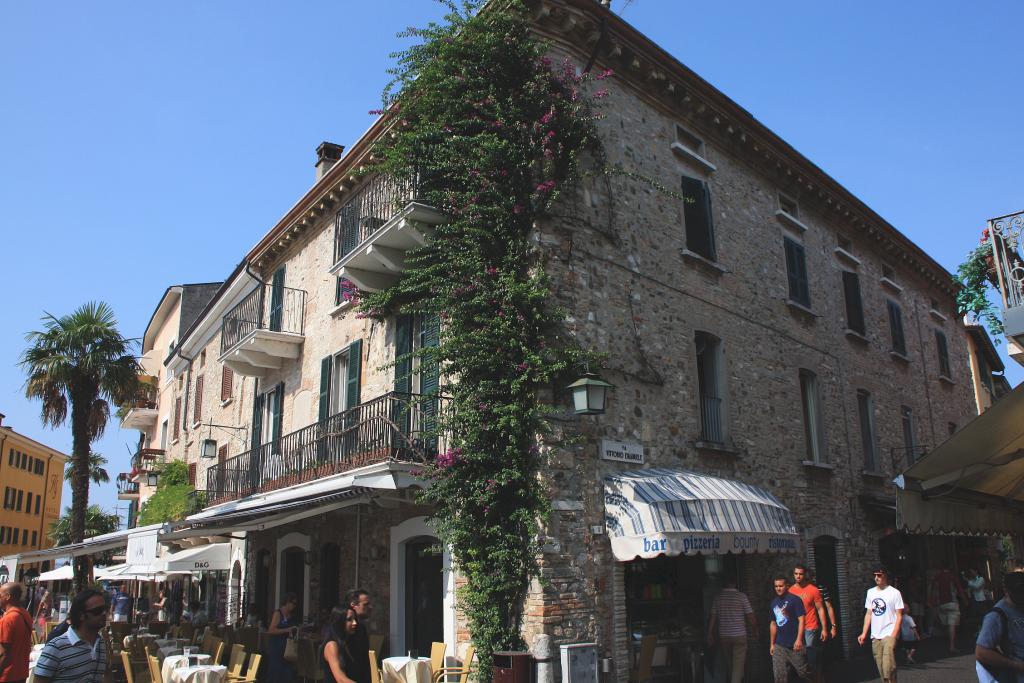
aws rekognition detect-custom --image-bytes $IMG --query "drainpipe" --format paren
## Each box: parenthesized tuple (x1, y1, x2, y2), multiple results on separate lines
(354, 505, 361, 588)
(37, 452, 54, 551)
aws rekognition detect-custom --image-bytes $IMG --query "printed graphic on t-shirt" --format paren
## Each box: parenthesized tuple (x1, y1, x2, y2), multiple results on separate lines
(871, 598, 887, 616)
(774, 602, 791, 627)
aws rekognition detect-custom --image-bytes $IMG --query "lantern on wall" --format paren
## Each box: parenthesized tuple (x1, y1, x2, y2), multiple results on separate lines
(566, 372, 614, 415)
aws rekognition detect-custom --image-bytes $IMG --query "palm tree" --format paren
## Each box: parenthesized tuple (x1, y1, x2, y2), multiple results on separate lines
(49, 504, 122, 546)
(64, 451, 110, 485)
(21, 302, 140, 589)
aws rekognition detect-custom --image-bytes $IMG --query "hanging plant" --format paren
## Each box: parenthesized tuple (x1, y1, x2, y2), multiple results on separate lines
(359, 0, 607, 674)
(956, 229, 1004, 341)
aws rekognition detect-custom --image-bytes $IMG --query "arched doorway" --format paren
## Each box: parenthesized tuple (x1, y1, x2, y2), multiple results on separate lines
(320, 544, 340, 611)
(281, 548, 306, 623)
(814, 536, 843, 662)
(405, 537, 443, 656)
(254, 550, 270, 625)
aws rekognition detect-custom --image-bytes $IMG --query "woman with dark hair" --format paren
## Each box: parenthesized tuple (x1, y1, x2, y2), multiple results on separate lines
(321, 606, 361, 683)
(265, 593, 299, 683)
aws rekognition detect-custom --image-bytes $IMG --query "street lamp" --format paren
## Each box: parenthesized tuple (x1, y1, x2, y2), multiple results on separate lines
(201, 439, 218, 460)
(566, 372, 614, 415)
(147, 471, 160, 487)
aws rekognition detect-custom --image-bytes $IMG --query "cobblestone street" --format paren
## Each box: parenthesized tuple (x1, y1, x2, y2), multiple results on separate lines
(824, 635, 979, 682)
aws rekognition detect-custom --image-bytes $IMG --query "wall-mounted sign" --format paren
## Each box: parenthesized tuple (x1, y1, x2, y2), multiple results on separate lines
(600, 439, 644, 465)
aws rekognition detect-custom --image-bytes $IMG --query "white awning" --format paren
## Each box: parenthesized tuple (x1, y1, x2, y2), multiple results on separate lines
(37, 565, 74, 582)
(605, 469, 800, 561)
(13, 522, 165, 563)
(95, 564, 129, 579)
(156, 543, 231, 573)
(897, 383, 1024, 536)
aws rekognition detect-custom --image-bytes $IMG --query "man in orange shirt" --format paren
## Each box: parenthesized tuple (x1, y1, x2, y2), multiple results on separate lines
(790, 565, 828, 683)
(0, 582, 33, 683)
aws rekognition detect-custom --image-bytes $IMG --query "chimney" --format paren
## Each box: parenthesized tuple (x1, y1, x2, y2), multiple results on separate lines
(315, 142, 345, 182)
(0, 412, 5, 427)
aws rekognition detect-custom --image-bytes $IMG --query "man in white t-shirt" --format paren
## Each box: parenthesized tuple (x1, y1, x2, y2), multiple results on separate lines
(857, 566, 904, 683)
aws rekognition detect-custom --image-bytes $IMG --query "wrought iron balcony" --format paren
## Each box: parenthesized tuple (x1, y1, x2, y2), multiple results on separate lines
(116, 473, 140, 500)
(130, 448, 166, 476)
(201, 391, 444, 505)
(987, 210, 1024, 363)
(329, 172, 445, 292)
(220, 282, 307, 377)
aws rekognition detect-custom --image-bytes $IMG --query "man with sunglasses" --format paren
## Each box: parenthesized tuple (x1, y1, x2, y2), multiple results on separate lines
(857, 566, 903, 683)
(33, 589, 107, 683)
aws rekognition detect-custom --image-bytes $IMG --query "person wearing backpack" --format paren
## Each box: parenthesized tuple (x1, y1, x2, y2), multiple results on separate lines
(975, 571, 1024, 682)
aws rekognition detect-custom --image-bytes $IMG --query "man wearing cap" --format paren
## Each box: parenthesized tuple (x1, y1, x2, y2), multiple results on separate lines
(975, 570, 1024, 682)
(857, 566, 903, 683)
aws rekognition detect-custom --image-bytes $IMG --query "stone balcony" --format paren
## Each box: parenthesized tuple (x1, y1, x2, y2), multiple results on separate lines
(219, 282, 307, 377)
(328, 173, 445, 292)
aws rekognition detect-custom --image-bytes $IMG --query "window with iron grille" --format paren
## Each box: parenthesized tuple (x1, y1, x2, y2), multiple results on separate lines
(695, 331, 726, 444)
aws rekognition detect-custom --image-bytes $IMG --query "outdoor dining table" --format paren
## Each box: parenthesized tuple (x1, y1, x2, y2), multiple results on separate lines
(382, 656, 432, 683)
(124, 632, 158, 648)
(166, 662, 226, 683)
(162, 654, 213, 682)
(158, 644, 193, 661)
(156, 637, 191, 648)
(26, 643, 44, 683)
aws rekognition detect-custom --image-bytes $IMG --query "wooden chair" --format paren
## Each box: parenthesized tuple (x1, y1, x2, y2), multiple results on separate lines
(237, 626, 258, 654)
(431, 645, 475, 683)
(629, 635, 657, 683)
(226, 643, 247, 679)
(430, 642, 447, 674)
(369, 650, 382, 683)
(297, 637, 324, 682)
(228, 653, 261, 683)
(199, 627, 213, 651)
(179, 622, 195, 643)
(147, 654, 164, 683)
(369, 634, 385, 658)
(110, 621, 133, 644)
(210, 637, 225, 666)
(148, 621, 169, 638)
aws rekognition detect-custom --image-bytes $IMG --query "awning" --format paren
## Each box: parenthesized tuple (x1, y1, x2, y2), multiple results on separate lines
(37, 565, 74, 582)
(897, 383, 1024, 535)
(13, 522, 165, 563)
(156, 544, 231, 573)
(604, 468, 799, 561)
(95, 564, 129, 579)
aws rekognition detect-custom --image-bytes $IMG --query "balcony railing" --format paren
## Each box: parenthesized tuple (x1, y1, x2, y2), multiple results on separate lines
(698, 395, 725, 444)
(221, 283, 307, 355)
(334, 173, 420, 264)
(988, 211, 1024, 360)
(116, 474, 140, 497)
(202, 391, 445, 505)
(130, 448, 166, 473)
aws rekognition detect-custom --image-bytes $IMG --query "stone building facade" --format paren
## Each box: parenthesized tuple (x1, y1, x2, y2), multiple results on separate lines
(137, 0, 985, 680)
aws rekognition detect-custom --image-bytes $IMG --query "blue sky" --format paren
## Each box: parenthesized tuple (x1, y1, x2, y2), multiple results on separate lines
(2, 0, 1022, 526)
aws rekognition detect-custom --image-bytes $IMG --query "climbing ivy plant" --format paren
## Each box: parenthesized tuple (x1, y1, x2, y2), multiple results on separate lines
(956, 231, 1004, 340)
(359, 0, 607, 673)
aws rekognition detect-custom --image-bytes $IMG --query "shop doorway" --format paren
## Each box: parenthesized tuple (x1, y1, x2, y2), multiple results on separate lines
(813, 536, 843, 661)
(282, 547, 306, 622)
(404, 537, 443, 656)
(320, 543, 341, 610)
(254, 550, 270, 625)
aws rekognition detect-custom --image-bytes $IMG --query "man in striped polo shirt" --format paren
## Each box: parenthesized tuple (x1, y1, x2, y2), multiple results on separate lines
(33, 589, 107, 683)
(708, 579, 759, 683)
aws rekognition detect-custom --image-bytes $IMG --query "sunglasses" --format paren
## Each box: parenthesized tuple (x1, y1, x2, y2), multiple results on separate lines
(86, 605, 107, 616)
(873, 573, 885, 577)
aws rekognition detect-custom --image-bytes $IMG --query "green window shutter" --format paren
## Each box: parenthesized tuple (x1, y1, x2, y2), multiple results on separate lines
(784, 237, 810, 307)
(419, 313, 440, 397)
(319, 356, 334, 421)
(842, 271, 865, 335)
(271, 383, 284, 442)
(888, 300, 906, 355)
(394, 315, 413, 395)
(269, 266, 285, 331)
(346, 339, 362, 409)
(681, 176, 716, 260)
(250, 379, 264, 451)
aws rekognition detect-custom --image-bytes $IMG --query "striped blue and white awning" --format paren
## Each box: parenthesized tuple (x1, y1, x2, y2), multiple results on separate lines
(605, 468, 799, 560)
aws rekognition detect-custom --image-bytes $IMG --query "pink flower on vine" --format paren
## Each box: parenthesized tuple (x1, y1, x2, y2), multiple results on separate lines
(540, 111, 554, 125)
(517, 362, 529, 371)
(435, 447, 463, 469)
(536, 180, 556, 193)
(593, 89, 609, 99)
(596, 68, 614, 80)
(513, 203, 524, 214)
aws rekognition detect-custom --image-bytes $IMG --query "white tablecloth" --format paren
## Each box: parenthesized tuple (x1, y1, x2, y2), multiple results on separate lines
(167, 663, 226, 683)
(26, 643, 44, 683)
(156, 637, 191, 648)
(383, 656, 432, 683)
(162, 653, 211, 679)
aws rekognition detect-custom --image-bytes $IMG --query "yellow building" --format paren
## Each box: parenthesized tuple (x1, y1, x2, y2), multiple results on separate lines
(0, 412, 67, 580)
